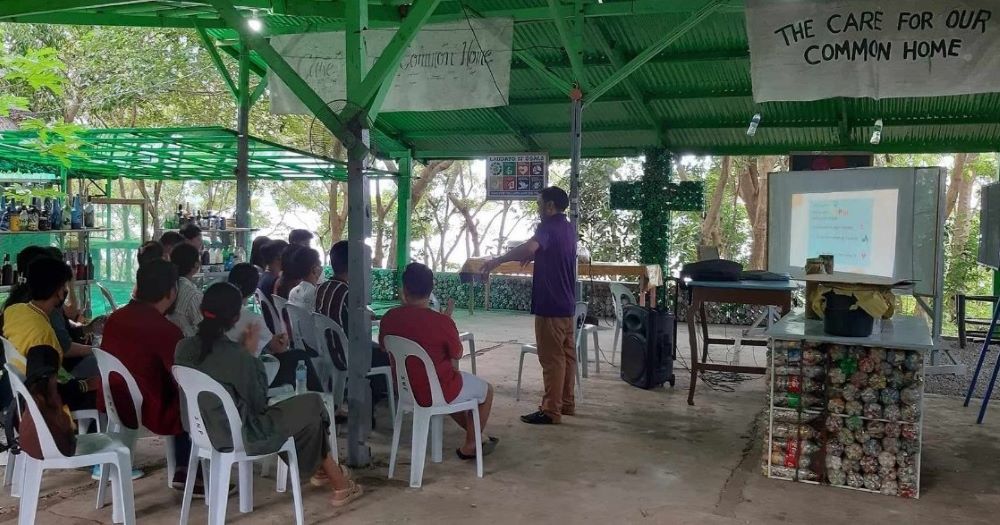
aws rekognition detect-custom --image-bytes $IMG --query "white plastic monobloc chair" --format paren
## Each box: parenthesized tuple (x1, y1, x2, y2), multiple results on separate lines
(429, 293, 478, 375)
(173, 366, 304, 525)
(384, 335, 483, 489)
(255, 290, 284, 336)
(516, 302, 589, 402)
(91, 347, 177, 505)
(609, 283, 638, 365)
(6, 363, 136, 525)
(2, 338, 101, 498)
(270, 294, 290, 337)
(312, 312, 395, 426)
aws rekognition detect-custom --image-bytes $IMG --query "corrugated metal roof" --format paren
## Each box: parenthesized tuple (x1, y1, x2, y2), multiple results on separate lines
(4, 0, 1000, 158)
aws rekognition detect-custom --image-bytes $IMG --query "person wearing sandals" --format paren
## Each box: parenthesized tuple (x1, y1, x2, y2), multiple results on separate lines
(379, 263, 499, 460)
(174, 283, 363, 507)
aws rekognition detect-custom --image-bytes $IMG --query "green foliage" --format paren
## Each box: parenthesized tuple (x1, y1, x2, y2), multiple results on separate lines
(1, 47, 65, 95)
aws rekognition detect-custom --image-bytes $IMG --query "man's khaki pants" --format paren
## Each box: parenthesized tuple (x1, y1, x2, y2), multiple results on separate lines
(534, 315, 576, 422)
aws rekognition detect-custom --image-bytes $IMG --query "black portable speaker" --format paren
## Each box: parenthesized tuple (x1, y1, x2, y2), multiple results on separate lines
(620, 305, 675, 389)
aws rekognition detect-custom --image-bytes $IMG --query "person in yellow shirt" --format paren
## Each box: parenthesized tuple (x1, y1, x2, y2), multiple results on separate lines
(2, 257, 98, 411)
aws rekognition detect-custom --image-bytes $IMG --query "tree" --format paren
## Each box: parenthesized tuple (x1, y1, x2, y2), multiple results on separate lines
(700, 155, 732, 249)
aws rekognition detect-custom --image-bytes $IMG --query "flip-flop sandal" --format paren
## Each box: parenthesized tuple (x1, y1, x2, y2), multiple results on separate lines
(456, 436, 500, 460)
(330, 481, 364, 508)
(311, 465, 353, 487)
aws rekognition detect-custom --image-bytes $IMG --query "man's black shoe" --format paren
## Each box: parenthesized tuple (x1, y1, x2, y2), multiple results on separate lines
(520, 411, 555, 425)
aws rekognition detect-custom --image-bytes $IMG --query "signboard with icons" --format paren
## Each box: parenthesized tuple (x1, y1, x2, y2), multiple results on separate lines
(485, 153, 548, 200)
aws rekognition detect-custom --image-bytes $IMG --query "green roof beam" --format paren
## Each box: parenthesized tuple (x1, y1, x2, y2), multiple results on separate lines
(591, 21, 668, 147)
(492, 106, 541, 151)
(513, 50, 573, 96)
(0, 0, 146, 18)
(545, 0, 587, 89)
(355, 0, 442, 114)
(7, 12, 228, 28)
(206, 0, 365, 154)
(585, 0, 724, 107)
(249, 75, 269, 106)
(196, 25, 239, 99)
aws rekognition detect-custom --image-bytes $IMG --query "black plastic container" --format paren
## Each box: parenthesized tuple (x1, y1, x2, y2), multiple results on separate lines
(822, 291, 875, 337)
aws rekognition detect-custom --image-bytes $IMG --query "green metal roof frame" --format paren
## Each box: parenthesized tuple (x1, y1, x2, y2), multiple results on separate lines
(3, 0, 1000, 159)
(0, 126, 386, 180)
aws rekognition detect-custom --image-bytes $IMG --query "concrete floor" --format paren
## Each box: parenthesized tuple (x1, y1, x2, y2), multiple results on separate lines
(1, 310, 998, 525)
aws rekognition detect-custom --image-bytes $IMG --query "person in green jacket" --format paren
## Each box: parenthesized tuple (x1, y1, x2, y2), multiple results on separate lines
(174, 282, 363, 508)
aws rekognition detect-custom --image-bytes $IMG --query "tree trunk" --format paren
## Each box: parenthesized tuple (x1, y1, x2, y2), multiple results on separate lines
(737, 157, 773, 270)
(385, 160, 453, 268)
(950, 154, 977, 257)
(945, 153, 969, 218)
(448, 193, 484, 257)
(700, 156, 731, 247)
(326, 181, 348, 241)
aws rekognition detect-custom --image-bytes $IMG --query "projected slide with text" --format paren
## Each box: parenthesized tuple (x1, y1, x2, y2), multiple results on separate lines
(789, 189, 898, 276)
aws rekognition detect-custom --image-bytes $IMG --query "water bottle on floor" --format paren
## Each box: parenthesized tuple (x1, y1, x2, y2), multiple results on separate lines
(295, 360, 308, 394)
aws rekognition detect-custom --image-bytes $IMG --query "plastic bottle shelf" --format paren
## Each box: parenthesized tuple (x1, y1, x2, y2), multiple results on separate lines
(0, 228, 110, 235)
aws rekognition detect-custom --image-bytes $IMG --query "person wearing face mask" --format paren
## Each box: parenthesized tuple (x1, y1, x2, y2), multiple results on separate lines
(1, 256, 99, 412)
(100, 259, 194, 488)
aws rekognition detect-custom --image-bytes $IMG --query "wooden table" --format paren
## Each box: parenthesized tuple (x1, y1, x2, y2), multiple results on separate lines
(685, 279, 798, 405)
(460, 258, 663, 311)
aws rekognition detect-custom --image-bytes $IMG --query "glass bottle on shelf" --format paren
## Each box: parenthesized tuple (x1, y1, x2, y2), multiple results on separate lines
(84, 196, 95, 228)
(1, 254, 12, 286)
(87, 254, 95, 280)
(9, 202, 22, 232)
(76, 252, 87, 280)
(70, 194, 83, 230)
(19, 205, 29, 232)
(60, 197, 72, 230)
(38, 198, 51, 231)
(24, 199, 38, 231)
(196, 210, 203, 228)
(0, 196, 9, 231)
(201, 246, 210, 266)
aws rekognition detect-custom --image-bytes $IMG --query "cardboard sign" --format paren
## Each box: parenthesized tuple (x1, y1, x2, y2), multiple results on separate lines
(486, 153, 548, 200)
(746, 0, 1000, 101)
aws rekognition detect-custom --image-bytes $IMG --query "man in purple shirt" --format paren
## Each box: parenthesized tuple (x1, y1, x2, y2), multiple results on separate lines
(482, 186, 576, 424)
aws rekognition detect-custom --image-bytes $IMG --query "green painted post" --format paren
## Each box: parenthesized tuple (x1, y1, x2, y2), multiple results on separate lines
(235, 36, 252, 252)
(395, 155, 412, 282)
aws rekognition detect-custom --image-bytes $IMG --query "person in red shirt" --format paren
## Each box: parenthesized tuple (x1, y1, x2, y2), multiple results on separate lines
(379, 263, 498, 459)
(100, 259, 194, 490)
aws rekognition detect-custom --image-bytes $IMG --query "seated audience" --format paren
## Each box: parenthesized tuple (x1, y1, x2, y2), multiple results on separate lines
(227, 264, 321, 390)
(379, 263, 498, 459)
(289, 229, 313, 247)
(179, 223, 203, 252)
(316, 241, 350, 329)
(137, 240, 165, 265)
(315, 240, 389, 409)
(258, 239, 288, 300)
(273, 244, 305, 299)
(167, 243, 203, 337)
(174, 283, 363, 507)
(159, 231, 185, 260)
(288, 247, 322, 312)
(249, 236, 271, 272)
(101, 259, 194, 489)
(17, 345, 76, 460)
(1, 257, 98, 412)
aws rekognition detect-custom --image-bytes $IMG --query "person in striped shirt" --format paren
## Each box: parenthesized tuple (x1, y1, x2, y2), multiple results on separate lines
(314, 241, 389, 416)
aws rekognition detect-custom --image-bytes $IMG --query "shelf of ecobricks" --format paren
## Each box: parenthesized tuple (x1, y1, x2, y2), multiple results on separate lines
(764, 311, 932, 499)
(0, 228, 110, 236)
(0, 279, 97, 294)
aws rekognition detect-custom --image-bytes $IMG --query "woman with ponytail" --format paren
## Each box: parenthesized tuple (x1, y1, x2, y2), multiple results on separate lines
(175, 283, 363, 508)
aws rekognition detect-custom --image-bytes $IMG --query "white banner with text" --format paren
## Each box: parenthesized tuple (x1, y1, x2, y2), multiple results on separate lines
(268, 18, 513, 114)
(746, 0, 1000, 101)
